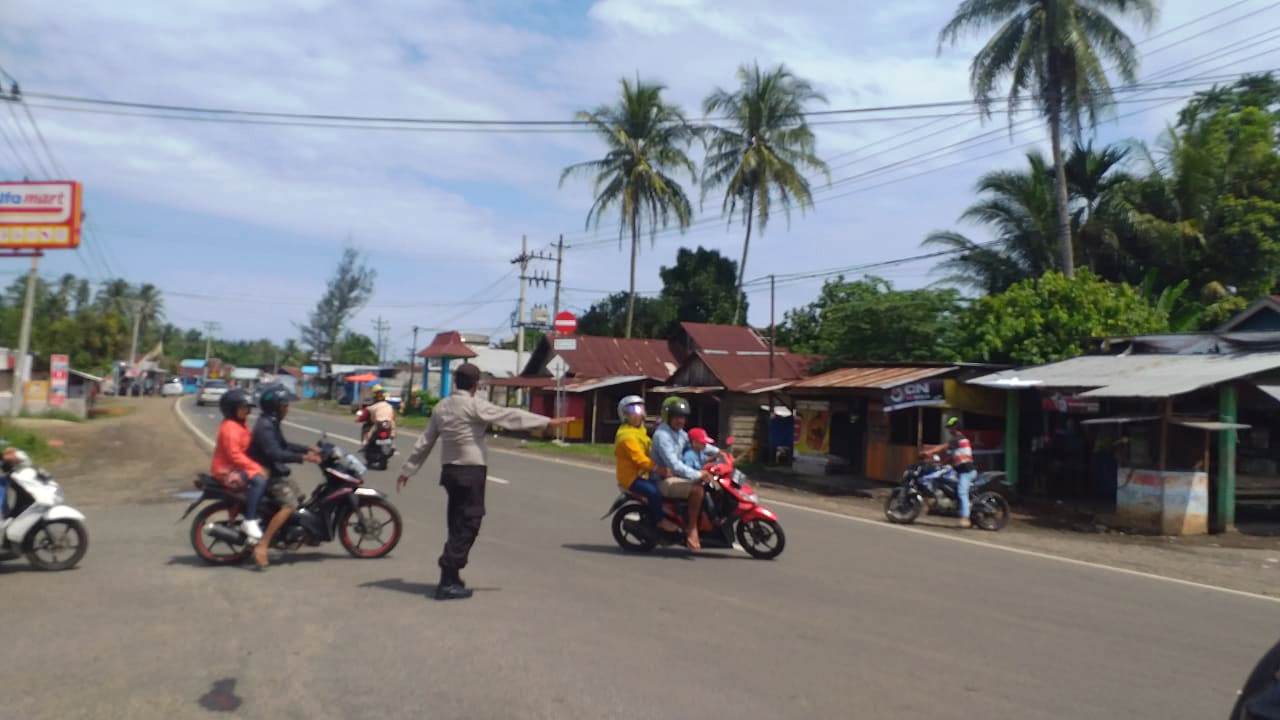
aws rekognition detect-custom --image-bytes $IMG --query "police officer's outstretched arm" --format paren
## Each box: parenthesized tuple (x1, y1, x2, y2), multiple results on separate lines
(474, 396, 574, 432)
(396, 412, 441, 492)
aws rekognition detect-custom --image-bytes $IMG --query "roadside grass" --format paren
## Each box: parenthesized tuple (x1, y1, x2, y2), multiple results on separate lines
(0, 422, 59, 464)
(520, 439, 614, 465)
(20, 408, 85, 423)
(90, 403, 135, 419)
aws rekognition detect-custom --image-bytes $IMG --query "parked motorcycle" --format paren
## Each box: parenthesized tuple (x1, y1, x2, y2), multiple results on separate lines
(0, 462, 88, 571)
(182, 439, 402, 565)
(884, 459, 1010, 530)
(604, 437, 786, 559)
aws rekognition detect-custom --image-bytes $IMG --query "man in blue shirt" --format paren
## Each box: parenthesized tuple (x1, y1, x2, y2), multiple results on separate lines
(651, 396, 708, 550)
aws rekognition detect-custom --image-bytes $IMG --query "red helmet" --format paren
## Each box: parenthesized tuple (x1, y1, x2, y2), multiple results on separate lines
(688, 428, 715, 446)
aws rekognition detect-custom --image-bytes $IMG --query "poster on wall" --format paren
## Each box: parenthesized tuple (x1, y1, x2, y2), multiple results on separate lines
(794, 400, 831, 456)
(49, 353, 69, 408)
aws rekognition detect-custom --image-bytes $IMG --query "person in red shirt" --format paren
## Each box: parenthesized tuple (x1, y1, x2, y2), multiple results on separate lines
(211, 389, 268, 543)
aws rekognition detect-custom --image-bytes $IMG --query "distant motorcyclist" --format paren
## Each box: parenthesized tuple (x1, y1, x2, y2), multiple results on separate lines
(650, 396, 709, 550)
(248, 384, 321, 569)
(210, 389, 267, 544)
(922, 416, 976, 529)
(360, 384, 396, 445)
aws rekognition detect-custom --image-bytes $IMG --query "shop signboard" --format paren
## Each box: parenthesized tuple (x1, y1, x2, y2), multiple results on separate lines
(49, 353, 69, 407)
(884, 379, 945, 412)
(1042, 392, 1101, 414)
(0, 181, 83, 250)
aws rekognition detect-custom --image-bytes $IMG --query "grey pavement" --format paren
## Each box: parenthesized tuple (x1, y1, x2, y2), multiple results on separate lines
(4, 396, 1278, 719)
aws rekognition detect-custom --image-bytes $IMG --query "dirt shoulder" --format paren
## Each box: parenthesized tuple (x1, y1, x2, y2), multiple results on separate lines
(16, 397, 209, 507)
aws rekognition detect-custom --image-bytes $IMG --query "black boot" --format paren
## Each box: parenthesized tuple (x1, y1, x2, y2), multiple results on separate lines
(435, 567, 473, 601)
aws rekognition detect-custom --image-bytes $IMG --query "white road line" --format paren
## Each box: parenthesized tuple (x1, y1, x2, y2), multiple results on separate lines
(488, 476, 511, 485)
(482, 442, 1280, 605)
(282, 420, 362, 446)
(172, 397, 214, 450)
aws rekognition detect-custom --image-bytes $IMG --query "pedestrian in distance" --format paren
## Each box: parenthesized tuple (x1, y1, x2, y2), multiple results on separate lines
(396, 363, 574, 601)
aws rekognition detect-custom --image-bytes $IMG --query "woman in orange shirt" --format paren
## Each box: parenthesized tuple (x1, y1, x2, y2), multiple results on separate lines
(211, 389, 268, 543)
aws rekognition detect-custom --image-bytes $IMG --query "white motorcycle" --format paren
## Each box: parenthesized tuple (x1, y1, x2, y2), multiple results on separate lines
(1, 463, 88, 571)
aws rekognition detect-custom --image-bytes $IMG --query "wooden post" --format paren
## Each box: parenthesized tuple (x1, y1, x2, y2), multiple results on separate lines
(1216, 384, 1238, 532)
(916, 405, 924, 454)
(1159, 397, 1172, 472)
(591, 390, 599, 444)
(1004, 391, 1020, 488)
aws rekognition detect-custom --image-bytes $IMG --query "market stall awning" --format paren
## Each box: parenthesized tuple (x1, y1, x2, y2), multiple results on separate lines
(1175, 420, 1252, 431)
(1080, 416, 1162, 426)
(345, 373, 378, 383)
(970, 353, 1280, 398)
(487, 376, 555, 389)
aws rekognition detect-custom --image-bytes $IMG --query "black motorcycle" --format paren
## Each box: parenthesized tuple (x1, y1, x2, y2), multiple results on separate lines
(182, 440, 402, 564)
(1231, 638, 1280, 719)
(363, 420, 396, 471)
(884, 460, 1010, 531)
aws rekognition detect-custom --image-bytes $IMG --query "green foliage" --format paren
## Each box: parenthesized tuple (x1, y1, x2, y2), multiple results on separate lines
(414, 390, 440, 417)
(562, 77, 697, 337)
(954, 271, 1168, 365)
(702, 62, 829, 319)
(335, 332, 378, 365)
(777, 276, 963, 365)
(578, 292, 674, 339)
(298, 247, 376, 357)
(1178, 73, 1280, 129)
(0, 422, 58, 465)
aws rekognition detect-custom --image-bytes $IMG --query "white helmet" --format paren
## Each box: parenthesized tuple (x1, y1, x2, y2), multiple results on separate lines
(616, 395, 645, 422)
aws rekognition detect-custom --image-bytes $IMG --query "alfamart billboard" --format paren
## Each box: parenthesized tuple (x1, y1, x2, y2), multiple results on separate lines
(0, 181, 83, 250)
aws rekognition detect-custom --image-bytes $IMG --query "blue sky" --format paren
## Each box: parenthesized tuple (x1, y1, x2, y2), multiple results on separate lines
(2, 0, 1277, 351)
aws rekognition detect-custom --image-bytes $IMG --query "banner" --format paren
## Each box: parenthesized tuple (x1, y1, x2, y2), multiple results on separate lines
(0, 182, 82, 250)
(884, 379, 945, 412)
(49, 353, 69, 408)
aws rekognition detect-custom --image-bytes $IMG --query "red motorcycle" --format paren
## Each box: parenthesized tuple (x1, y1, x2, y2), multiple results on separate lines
(604, 437, 786, 559)
(355, 405, 395, 471)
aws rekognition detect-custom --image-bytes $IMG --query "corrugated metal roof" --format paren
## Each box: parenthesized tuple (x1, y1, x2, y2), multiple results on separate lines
(681, 322, 768, 353)
(970, 353, 1280, 398)
(527, 335, 676, 381)
(791, 365, 956, 390)
(563, 375, 648, 393)
(417, 331, 478, 359)
(691, 350, 818, 392)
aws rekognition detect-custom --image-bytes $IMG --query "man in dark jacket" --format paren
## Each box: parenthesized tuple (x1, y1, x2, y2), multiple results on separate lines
(248, 384, 319, 569)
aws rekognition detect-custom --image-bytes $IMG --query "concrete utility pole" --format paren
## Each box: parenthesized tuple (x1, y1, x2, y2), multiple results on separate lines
(10, 254, 39, 418)
(513, 235, 529, 380)
(553, 234, 564, 319)
(405, 325, 419, 411)
(372, 316, 390, 364)
(201, 321, 220, 385)
(128, 300, 143, 366)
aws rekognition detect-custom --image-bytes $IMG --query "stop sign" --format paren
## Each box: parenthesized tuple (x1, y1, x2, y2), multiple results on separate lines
(553, 310, 577, 335)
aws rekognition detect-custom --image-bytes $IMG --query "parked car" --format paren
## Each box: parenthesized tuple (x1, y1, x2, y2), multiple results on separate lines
(197, 380, 230, 407)
(161, 377, 185, 397)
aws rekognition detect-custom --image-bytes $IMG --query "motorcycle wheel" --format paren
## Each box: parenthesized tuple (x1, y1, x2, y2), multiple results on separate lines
(23, 519, 88, 571)
(884, 488, 923, 524)
(190, 502, 252, 566)
(611, 504, 657, 553)
(971, 491, 1010, 531)
(736, 518, 786, 560)
(338, 497, 403, 558)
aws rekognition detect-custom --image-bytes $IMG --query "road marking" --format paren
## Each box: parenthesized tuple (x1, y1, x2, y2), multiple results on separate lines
(488, 476, 511, 485)
(481, 441, 1280, 605)
(172, 397, 214, 450)
(282, 420, 362, 446)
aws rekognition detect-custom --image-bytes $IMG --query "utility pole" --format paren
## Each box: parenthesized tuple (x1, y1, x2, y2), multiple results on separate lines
(10, 254, 39, 417)
(201, 321, 220, 385)
(767, 274, 776, 464)
(405, 325, 420, 412)
(553, 234, 564, 319)
(372, 316, 390, 364)
(128, 299, 143, 367)
(515, 235, 528, 383)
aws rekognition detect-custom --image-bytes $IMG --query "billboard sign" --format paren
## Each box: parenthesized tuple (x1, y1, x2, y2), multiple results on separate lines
(49, 353, 69, 408)
(0, 181, 83, 250)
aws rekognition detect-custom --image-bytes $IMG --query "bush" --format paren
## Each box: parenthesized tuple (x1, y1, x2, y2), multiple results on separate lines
(413, 390, 440, 416)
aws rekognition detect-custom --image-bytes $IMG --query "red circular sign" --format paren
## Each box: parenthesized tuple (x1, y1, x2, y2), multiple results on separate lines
(553, 310, 577, 334)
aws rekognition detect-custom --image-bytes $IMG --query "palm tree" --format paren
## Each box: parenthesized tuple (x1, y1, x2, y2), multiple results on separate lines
(562, 77, 697, 338)
(702, 62, 829, 324)
(1064, 140, 1133, 277)
(925, 151, 1060, 293)
(939, 0, 1158, 277)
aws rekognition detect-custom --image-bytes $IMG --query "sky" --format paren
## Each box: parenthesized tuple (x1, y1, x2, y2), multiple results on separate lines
(1, 0, 1277, 355)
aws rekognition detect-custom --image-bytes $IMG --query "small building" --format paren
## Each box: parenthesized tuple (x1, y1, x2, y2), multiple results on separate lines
(492, 334, 678, 443)
(654, 322, 818, 462)
(229, 367, 266, 391)
(416, 331, 479, 398)
(418, 333, 519, 397)
(299, 365, 320, 398)
(787, 364, 1007, 483)
(178, 359, 206, 393)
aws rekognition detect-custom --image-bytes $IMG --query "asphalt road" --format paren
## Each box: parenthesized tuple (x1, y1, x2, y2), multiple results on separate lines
(5, 396, 1280, 719)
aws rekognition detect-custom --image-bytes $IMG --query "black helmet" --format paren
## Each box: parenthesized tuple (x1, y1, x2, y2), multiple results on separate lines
(219, 388, 252, 420)
(257, 383, 296, 418)
(661, 396, 692, 423)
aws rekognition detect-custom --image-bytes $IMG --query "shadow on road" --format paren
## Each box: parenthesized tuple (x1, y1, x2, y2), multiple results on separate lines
(167, 552, 337, 569)
(560, 543, 752, 561)
(359, 577, 501, 596)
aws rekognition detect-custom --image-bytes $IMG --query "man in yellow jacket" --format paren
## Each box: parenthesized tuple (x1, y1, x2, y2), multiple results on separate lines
(614, 395, 677, 532)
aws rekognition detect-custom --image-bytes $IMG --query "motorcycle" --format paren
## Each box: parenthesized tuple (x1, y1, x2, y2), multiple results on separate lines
(182, 439, 403, 565)
(603, 437, 786, 559)
(1231, 638, 1280, 719)
(355, 406, 395, 471)
(884, 458, 1010, 530)
(0, 463, 88, 571)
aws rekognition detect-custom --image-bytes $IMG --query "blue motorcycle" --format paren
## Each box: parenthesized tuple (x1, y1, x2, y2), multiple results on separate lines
(884, 459, 1009, 531)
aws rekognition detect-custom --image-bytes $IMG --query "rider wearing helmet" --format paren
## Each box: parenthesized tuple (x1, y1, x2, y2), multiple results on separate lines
(248, 383, 321, 568)
(360, 383, 397, 445)
(210, 389, 268, 543)
(923, 415, 976, 529)
(613, 395, 679, 534)
(650, 396, 709, 550)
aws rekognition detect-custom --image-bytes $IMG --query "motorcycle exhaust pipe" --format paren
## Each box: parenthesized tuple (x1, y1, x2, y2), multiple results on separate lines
(205, 524, 244, 545)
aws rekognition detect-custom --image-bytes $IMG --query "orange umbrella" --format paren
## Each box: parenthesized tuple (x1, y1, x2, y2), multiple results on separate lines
(346, 373, 378, 383)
